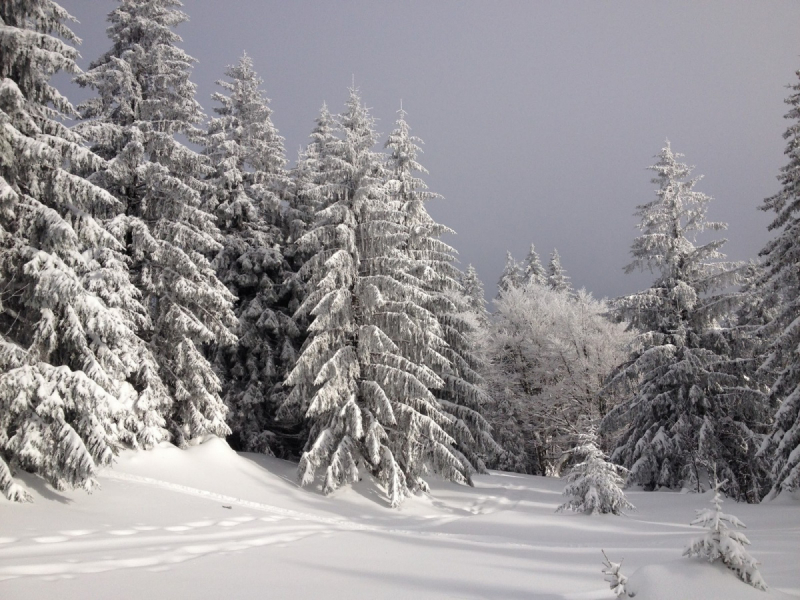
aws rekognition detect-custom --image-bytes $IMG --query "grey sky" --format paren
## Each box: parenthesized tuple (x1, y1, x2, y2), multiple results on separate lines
(58, 0, 800, 301)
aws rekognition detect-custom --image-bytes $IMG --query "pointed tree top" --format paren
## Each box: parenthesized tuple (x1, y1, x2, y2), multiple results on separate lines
(498, 251, 523, 294)
(523, 242, 547, 285)
(548, 248, 572, 294)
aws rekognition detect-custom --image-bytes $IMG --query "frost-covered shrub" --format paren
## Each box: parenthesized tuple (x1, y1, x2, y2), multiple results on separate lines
(484, 283, 631, 475)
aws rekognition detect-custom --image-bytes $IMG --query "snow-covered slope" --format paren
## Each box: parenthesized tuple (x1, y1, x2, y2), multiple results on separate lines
(1, 437, 798, 599)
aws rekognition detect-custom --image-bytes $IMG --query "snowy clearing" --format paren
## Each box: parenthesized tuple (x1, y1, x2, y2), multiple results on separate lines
(1, 437, 798, 599)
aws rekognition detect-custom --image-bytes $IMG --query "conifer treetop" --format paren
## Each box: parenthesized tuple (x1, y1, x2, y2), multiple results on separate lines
(548, 248, 571, 294)
(498, 251, 522, 294)
(523, 243, 547, 286)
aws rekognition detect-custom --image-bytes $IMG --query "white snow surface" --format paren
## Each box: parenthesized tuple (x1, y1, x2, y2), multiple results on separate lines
(1, 436, 798, 599)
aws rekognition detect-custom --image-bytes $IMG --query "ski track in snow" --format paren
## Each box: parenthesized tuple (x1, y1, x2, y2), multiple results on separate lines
(0, 471, 452, 581)
(0, 471, 354, 581)
(0, 470, 629, 582)
(0, 524, 324, 580)
(95, 471, 546, 545)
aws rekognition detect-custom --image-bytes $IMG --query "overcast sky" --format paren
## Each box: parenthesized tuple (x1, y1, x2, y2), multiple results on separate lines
(57, 0, 800, 301)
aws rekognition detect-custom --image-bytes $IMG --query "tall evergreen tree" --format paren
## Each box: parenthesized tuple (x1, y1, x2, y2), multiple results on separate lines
(0, 0, 157, 500)
(284, 89, 478, 506)
(202, 53, 298, 455)
(547, 248, 571, 294)
(757, 68, 800, 498)
(604, 143, 762, 498)
(385, 107, 496, 480)
(75, 0, 236, 447)
(274, 105, 339, 439)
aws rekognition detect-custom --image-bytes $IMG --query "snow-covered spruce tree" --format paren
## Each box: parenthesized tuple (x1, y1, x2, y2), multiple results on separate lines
(683, 477, 767, 590)
(273, 104, 340, 438)
(547, 248, 572, 294)
(604, 143, 761, 497)
(497, 251, 522, 295)
(284, 89, 479, 506)
(75, 0, 236, 447)
(202, 53, 299, 455)
(757, 68, 800, 498)
(0, 0, 164, 500)
(557, 429, 634, 515)
(385, 107, 497, 480)
(278, 103, 347, 436)
(484, 283, 632, 474)
(523, 243, 547, 286)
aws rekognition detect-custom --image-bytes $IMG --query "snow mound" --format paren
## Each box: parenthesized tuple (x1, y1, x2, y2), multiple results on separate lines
(626, 559, 792, 599)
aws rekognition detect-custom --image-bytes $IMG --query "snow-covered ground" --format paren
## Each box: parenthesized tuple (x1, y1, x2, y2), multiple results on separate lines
(1, 437, 798, 599)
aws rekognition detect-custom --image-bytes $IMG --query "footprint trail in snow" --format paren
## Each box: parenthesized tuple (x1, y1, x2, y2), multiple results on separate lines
(0, 510, 326, 581)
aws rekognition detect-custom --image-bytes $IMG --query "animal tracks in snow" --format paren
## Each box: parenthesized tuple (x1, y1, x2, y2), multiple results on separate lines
(0, 472, 352, 582)
(0, 470, 474, 583)
(0, 513, 327, 581)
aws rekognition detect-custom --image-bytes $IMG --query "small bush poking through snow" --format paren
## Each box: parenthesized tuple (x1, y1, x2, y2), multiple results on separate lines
(557, 430, 635, 515)
(602, 549, 633, 597)
(683, 478, 767, 590)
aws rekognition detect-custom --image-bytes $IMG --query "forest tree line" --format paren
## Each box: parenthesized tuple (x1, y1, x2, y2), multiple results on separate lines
(2, 0, 800, 507)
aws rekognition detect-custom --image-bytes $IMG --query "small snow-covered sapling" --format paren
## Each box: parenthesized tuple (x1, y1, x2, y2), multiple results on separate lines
(557, 429, 635, 515)
(602, 549, 633, 598)
(683, 478, 767, 590)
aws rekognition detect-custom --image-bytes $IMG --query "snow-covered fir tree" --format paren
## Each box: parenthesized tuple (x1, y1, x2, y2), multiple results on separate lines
(497, 251, 522, 294)
(274, 104, 340, 436)
(202, 53, 299, 455)
(604, 143, 761, 498)
(523, 243, 547, 286)
(558, 429, 634, 515)
(385, 107, 497, 480)
(284, 89, 482, 506)
(547, 248, 572, 294)
(0, 0, 161, 500)
(757, 67, 800, 499)
(683, 477, 767, 590)
(75, 0, 237, 447)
